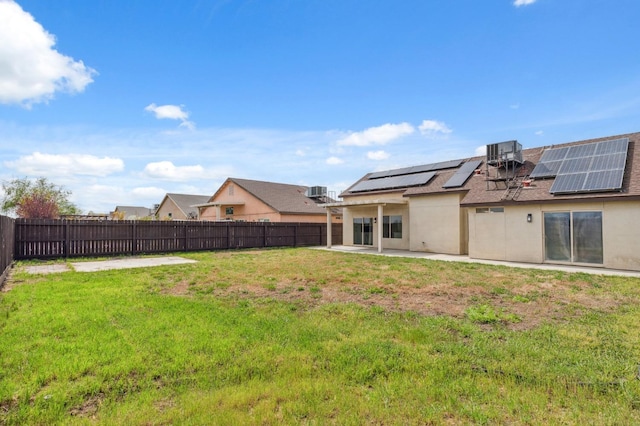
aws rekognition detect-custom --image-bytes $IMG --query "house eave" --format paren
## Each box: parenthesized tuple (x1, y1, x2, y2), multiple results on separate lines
(320, 198, 408, 208)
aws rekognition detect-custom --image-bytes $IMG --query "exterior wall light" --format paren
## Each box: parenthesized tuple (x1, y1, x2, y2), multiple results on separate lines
(527, 213, 532, 223)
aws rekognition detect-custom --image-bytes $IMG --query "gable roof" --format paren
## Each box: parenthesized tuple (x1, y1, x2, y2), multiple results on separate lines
(163, 193, 210, 218)
(342, 131, 640, 206)
(215, 178, 331, 215)
(113, 206, 154, 218)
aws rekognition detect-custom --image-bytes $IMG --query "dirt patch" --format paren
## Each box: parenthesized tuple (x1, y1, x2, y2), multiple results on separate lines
(193, 277, 627, 331)
(69, 393, 105, 419)
(162, 280, 191, 296)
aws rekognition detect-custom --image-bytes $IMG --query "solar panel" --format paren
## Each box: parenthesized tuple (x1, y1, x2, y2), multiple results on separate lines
(550, 173, 587, 194)
(367, 159, 463, 179)
(442, 159, 483, 188)
(557, 157, 592, 174)
(542, 146, 570, 162)
(590, 152, 626, 171)
(595, 137, 628, 155)
(547, 137, 629, 194)
(350, 171, 437, 192)
(530, 160, 563, 178)
(565, 143, 596, 159)
(584, 170, 625, 192)
(530, 148, 569, 178)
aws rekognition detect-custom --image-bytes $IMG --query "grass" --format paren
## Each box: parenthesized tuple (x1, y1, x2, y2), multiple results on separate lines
(1, 248, 639, 424)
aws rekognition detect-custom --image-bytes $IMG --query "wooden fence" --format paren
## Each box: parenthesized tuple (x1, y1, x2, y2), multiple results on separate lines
(14, 219, 342, 260)
(1, 215, 15, 286)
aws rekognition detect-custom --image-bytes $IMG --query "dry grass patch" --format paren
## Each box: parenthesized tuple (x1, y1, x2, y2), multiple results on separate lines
(176, 248, 636, 330)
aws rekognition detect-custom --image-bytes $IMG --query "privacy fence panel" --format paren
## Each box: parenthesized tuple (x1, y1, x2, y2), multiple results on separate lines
(14, 219, 342, 260)
(1, 215, 15, 286)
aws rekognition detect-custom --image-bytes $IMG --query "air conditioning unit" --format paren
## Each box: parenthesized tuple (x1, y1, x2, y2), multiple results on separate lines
(307, 186, 327, 198)
(486, 140, 523, 166)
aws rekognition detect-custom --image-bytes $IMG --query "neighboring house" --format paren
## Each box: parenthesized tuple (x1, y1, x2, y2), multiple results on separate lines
(156, 193, 210, 220)
(196, 177, 342, 223)
(322, 132, 640, 272)
(110, 206, 154, 220)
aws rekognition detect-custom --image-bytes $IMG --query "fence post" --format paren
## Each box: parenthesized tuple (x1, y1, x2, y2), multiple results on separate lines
(263, 223, 267, 248)
(183, 223, 188, 251)
(64, 220, 69, 258)
(131, 221, 137, 255)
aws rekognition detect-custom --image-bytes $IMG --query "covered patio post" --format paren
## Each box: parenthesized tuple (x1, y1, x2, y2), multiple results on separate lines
(326, 209, 332, 248)
(377, 204, 383, 253)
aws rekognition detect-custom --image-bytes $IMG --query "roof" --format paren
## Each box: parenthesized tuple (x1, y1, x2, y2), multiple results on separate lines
(163, 193, 210, 218)
(342, 131, 640, 206)
(113, 206, 154, 217)
(216, 178, 333, 215)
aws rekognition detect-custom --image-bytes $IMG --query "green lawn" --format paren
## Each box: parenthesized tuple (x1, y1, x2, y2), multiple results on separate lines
(1, 248, 639, 424)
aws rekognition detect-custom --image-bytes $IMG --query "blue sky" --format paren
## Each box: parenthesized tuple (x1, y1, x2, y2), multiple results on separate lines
(1, 0, 640, 214)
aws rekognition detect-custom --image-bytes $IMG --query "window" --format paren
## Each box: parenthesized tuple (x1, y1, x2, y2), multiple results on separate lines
(225, 207, 234, 215)
(544, 211, 602, 264)
(476, 207, 504, 213)
(383, 215, 402, 239)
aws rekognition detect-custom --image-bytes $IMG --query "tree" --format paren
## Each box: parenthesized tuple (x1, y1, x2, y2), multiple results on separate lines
(1, 177, 81, 218)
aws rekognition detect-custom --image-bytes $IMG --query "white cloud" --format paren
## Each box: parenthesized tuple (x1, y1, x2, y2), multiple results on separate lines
(336, 122, 414, 146)
(510, 103, 520, 109)
(145, 103, 195, 130)
(131, 186, 166, 199)
(0, 0, 96, 106)
(326, 156, 344, 165)
(514, 0, 537, 6)
(367, 150, 390, 161)
(143, 161, 205, 181)
(535, 130, 544, 135)
(418, 120, 452, 138)
(474, 145, 487, 156)
(5, 152, 124, 176)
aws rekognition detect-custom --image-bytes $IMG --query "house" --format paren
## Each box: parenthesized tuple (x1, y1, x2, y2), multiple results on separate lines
(196, 177, 342, 223)
(322, 132, 640, 272)
(110, 206, 154, 220)
(155, 193, 210, 220)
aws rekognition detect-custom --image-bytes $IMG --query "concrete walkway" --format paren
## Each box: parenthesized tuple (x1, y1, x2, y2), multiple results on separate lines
(315, 246, 640, 278)
(23, 256, 197, 274)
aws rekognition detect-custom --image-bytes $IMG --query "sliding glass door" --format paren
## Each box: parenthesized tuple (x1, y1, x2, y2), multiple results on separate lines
(544, 211, 603, 264)
(353, 217, 374, 246)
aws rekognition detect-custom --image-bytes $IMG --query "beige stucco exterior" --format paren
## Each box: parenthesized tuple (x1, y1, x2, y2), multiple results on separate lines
(408, 193, 467, 254)
(334, 192, 640, 271)
(156, 199, 189, 221)
(468, 200, 640, 271)
(341, 203, 410, 249)
(200, 181, 340, 223)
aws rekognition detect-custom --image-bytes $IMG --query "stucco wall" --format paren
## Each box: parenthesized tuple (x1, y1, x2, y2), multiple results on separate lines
(468, 200, 640, 271)
(341, 202, 409, 250)
(280, 213, 337, 223)
(409, 193, 465, 254)
(156, 199, 187, 220)
(601, 201, 640, 271)
(468, 205, 541, 262)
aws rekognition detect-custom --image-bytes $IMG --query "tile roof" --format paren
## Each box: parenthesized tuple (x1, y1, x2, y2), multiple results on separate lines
(228, 178, 330, 214)
(343, 131, 640, 206)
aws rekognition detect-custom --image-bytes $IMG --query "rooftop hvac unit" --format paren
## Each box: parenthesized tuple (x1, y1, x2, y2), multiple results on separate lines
(486, 140, 523, 167)
(307, 186, 327, 198)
